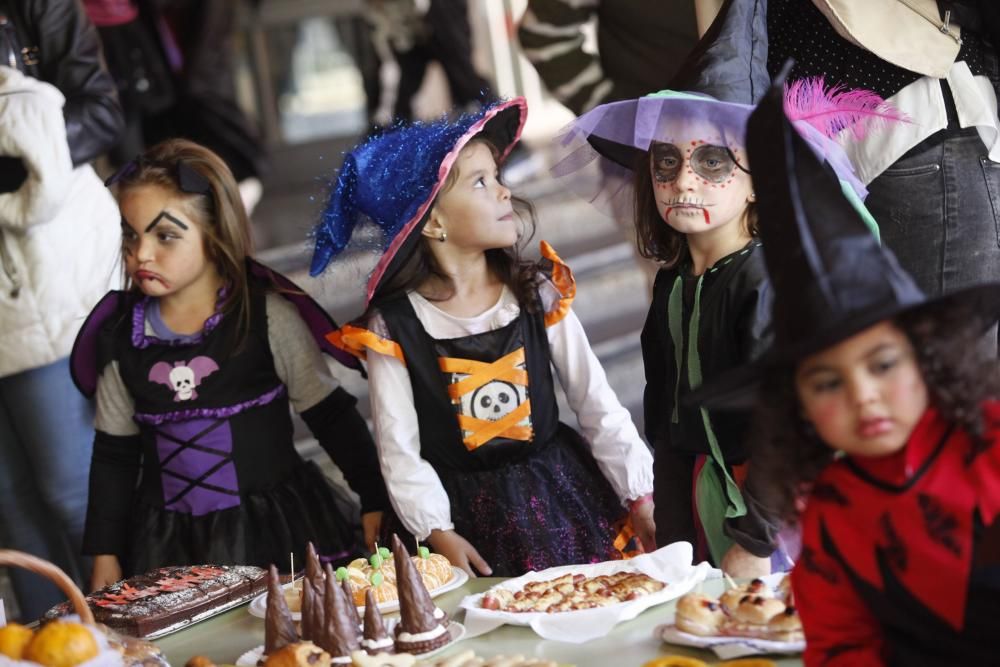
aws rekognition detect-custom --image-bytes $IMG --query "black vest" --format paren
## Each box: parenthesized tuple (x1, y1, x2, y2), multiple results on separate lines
(378, 291, 560, 473)
(107, 285, 299, 511)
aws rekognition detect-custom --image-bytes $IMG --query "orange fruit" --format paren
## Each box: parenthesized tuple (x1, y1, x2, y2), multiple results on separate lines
(0, 623, 34, 659)
(23, 621, 99, 667)
(642, 657, 708, 667)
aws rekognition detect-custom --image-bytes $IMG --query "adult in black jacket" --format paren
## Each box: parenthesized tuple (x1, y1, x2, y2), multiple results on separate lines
(1, 0, 123, 167)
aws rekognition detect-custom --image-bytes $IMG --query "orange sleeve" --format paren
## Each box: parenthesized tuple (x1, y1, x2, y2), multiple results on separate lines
(326, 324, 405, 365)
(540, 240, 576, 327)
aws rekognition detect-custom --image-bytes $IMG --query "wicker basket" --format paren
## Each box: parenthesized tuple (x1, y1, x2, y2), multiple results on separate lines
(0, 549, 93, 624)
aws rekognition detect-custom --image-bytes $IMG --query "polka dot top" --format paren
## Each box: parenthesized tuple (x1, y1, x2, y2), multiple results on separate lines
(767, 0, 988, 99)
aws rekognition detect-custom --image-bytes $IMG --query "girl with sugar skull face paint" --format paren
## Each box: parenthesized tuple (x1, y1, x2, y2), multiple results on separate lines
(553, 88, 884, 578)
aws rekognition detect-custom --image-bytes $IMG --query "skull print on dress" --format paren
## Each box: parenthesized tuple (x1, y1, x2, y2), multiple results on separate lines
(469, 379, 525, 422)
(148, 356, 220, 401)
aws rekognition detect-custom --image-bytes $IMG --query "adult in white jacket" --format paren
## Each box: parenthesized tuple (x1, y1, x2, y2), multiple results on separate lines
(0, 66, 119, 619)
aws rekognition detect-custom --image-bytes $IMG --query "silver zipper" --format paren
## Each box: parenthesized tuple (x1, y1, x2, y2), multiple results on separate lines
(0, 230, 21, 298)
(896, 0, 963, 45)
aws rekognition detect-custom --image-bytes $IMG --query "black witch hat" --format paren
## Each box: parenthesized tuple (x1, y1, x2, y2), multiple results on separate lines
(693, 78, 1000, 409)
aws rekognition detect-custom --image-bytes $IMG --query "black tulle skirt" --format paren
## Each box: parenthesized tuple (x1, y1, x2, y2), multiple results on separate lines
(383, 424, 628, 577)
(124, 461, 360, 575)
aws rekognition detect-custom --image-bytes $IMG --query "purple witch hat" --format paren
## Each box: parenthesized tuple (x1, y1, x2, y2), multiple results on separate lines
(551, 84, 900, 232)
(309, 98, 527, 306)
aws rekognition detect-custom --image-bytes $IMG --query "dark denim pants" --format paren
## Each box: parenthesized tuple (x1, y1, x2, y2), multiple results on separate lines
(0, 357, 93, 621)
(867, 128, 1000, 300)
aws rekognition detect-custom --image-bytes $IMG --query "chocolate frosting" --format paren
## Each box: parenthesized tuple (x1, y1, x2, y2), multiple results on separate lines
(317, 563, 361, 657)
(363, 588, 392, 647)
(300, 576, 316, 641)
(341, 578, 362, 629)
(302, 544, 326, 643)
(264, 565, 299, 655)
(391, 533, 443, 633)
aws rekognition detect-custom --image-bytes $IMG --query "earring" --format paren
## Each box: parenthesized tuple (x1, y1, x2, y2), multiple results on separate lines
(439, 232, 447, 243)
(748, 192, 757, 202)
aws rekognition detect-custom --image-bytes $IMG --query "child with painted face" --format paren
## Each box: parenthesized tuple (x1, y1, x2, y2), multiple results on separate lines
(695, 85, 1000, 665)
(554, 88, 879, 575)
(309, 99, 655, 576)
(71, 139, 389, 590)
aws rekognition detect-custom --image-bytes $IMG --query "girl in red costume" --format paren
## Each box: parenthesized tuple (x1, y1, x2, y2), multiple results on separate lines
(694, 82, 1000, 666)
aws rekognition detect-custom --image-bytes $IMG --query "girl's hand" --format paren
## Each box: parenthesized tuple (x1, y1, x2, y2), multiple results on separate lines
(427, 529, 492, 577)
(90, 554, 123, 592)
(721, 543, 771, 579)
(361, 511, 384, 552)
(629, 495, 657, 553)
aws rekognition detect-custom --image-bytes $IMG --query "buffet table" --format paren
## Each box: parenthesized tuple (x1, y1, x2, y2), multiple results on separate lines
(155, 577, 804, 667)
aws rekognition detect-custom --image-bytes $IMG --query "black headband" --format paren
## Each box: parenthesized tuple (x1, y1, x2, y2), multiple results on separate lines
(104, 155, 212, 195)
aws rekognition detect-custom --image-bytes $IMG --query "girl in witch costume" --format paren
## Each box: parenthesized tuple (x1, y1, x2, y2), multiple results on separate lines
(71, 139, 390, 590)
(694, 83, 1000, 666)
(551, 86, 883, 574)
(309, 98, 656, 577)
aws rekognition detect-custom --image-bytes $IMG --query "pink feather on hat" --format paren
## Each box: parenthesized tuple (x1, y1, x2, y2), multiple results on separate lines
(783, 76, 909, 140)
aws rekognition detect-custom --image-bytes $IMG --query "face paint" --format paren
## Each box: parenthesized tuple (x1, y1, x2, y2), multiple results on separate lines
(650, 142, 742, 185)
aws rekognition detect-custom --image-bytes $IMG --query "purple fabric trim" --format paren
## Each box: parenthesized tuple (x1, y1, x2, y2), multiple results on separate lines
(131, 286, 229, 349)
(71, 292, 123, 397)
(246, 259, 362, 372)
(133, 384, 287, 425)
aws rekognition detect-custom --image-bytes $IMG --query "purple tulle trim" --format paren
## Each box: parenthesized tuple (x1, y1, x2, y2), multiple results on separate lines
(133, 384, 287, 424)
(131, 287, 229, 349)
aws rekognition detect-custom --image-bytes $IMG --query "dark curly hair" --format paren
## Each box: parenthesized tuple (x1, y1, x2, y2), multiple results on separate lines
(632, 150, 758, 267)
(749, 299, 1000, 524)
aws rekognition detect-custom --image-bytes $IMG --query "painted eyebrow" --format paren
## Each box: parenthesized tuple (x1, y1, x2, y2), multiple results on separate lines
(143, 210, 189, 233)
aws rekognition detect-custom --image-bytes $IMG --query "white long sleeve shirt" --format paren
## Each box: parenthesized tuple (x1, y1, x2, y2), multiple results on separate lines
(365, 279, 653, 541)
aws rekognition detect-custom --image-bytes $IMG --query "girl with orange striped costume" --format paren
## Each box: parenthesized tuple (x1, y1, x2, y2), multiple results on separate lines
(308, 99, 655, 576)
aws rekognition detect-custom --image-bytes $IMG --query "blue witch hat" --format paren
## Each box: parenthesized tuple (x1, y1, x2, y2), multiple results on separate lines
(310, 98, 527, 305)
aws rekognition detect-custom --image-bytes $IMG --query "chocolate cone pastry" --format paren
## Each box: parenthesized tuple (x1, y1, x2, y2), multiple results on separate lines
(299, 575, 316, 642)
(305, 542, 323, 582)
(316, 563, 361, 659)
(362, 588, 394, 655)
(390, 534, 450, 653)
(265, 565, 299, 655)
(341, 577, 362, 629)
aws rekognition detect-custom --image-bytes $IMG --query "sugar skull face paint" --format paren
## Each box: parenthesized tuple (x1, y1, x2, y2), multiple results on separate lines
(648, 122, 753, 236)
(650, 143, 742, 185)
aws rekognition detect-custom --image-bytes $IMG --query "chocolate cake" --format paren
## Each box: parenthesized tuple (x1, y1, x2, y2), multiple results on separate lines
(361, 588, 394, 655)
(45, 565, 266, 639)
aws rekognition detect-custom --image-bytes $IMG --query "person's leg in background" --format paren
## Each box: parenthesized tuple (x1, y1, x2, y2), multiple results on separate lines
(392, 43, 430, 122)
(0, 358, 95, 619)
(425, 0, 495, 110)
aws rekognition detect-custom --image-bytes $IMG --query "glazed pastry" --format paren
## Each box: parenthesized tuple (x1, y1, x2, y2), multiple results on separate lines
(765, 605, 803, 643)
(719, 578, 774, 613)
(264, 642, 331, 667)
(673, 593, 726, 637)
(723, 596, 787, 638)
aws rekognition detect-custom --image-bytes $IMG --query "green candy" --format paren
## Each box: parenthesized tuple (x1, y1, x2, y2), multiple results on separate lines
(369, 553, 383, 569)
(335, 566, 348, 582)
(378, 547, 391, 559)
(417, 546, 430, 559)
(370, 571, 384, 587)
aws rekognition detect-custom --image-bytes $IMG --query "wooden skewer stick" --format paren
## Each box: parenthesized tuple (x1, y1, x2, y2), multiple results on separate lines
(724, 572, 739, 590)
(290, 552, 295, 582)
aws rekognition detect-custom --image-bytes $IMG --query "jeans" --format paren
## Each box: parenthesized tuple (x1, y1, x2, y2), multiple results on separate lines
(867, 129, 1000, 298)
(0, 358, 94, 621)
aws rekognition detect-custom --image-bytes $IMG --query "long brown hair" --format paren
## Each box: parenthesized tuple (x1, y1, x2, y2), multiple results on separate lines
(113, 138, 255, 347)
(370, 137, 542, 313)
(749, 300, 1000, 524)
(632, 151, 758, 268)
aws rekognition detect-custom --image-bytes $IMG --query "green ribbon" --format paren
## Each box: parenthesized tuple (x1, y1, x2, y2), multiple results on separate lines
(666, 273, 747, 564)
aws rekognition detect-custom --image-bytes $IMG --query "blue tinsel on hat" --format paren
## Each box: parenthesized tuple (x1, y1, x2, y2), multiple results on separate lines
(309, 99, 527, 293)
